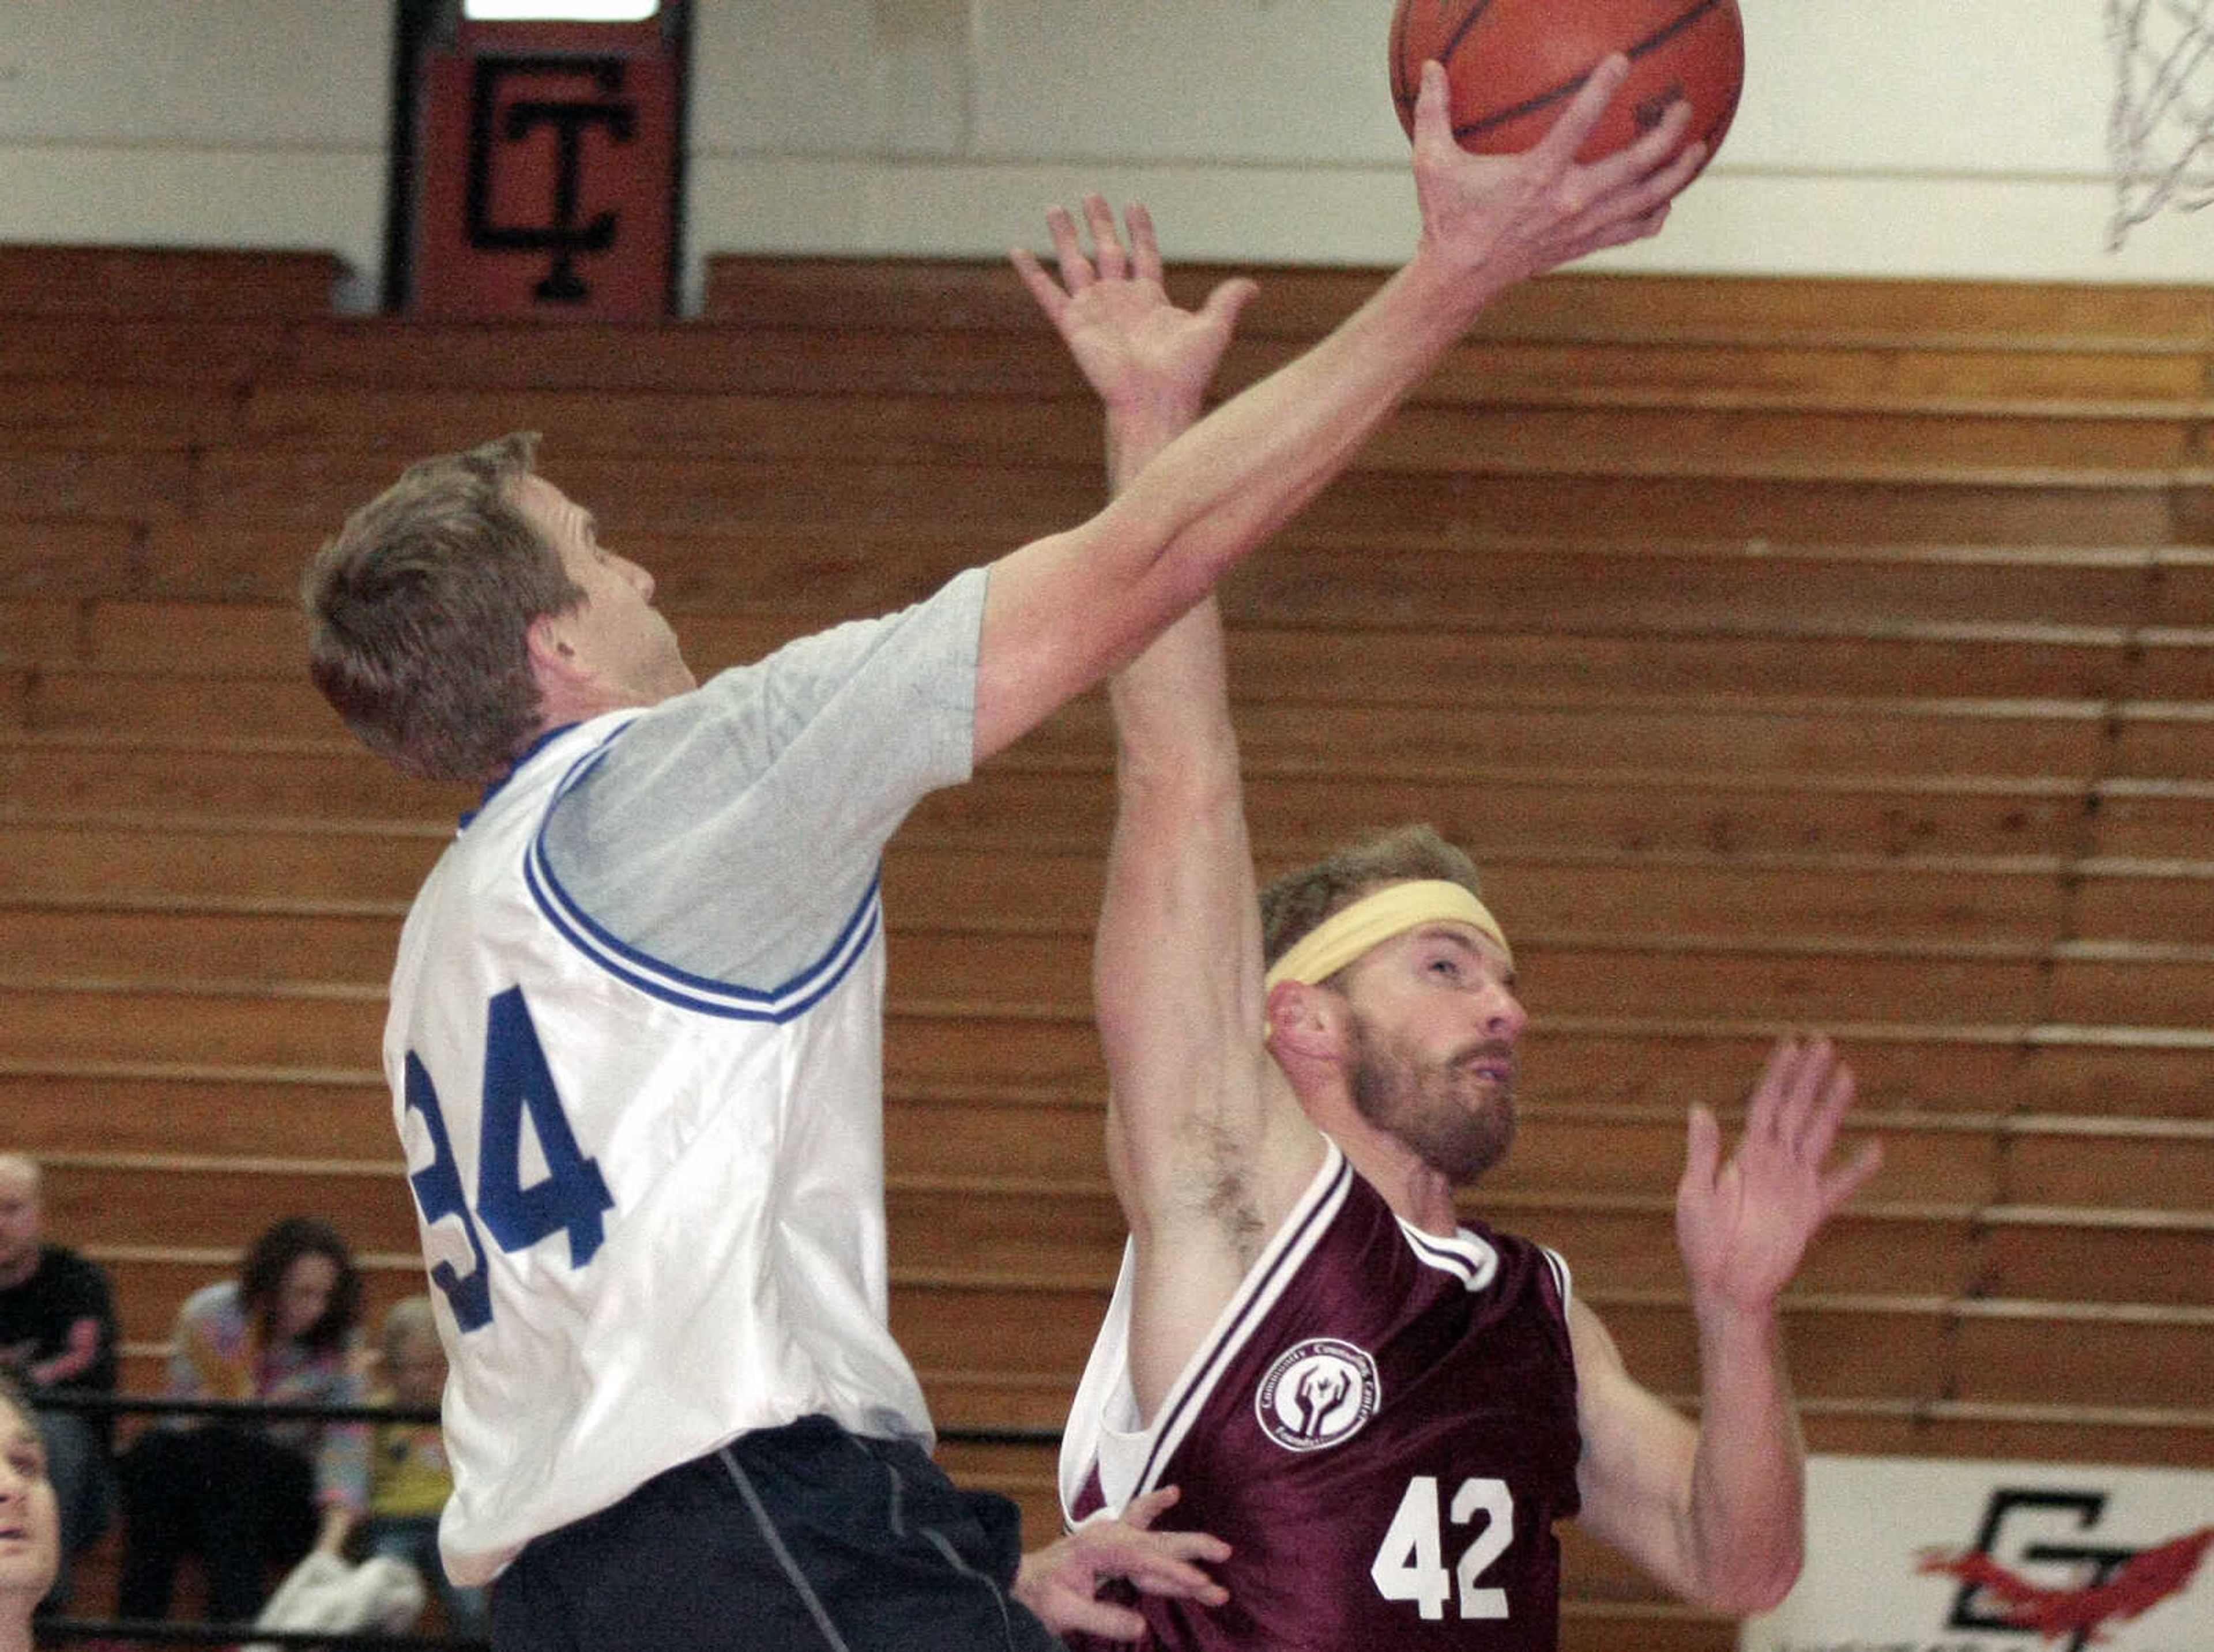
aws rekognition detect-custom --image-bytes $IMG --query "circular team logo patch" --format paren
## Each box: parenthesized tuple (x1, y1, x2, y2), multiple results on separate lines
(1254, 1338, 1380, 1453)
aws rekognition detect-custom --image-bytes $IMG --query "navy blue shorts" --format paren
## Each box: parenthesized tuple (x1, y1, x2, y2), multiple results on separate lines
(490, 1416, 1062, 1652)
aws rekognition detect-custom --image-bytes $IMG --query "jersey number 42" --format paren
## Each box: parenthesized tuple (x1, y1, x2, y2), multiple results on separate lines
(403, 986, 617, 1332)
(1372, 1475, 1516, 1621)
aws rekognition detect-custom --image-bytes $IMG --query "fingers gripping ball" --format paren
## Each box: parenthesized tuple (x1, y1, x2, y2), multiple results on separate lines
(1390, 0, 1744, 173)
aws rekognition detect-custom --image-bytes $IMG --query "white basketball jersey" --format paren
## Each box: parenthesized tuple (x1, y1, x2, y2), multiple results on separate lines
(387, 712, 932, 1586)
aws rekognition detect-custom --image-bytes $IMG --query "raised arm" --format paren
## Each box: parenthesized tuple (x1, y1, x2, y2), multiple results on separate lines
(973, 56, 1701, 763)
(1016, 199, 1313, 1411)
(1571, 1036, 1882, 1614)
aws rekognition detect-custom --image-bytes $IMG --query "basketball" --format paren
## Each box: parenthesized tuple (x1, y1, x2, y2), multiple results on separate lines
(1390, 0, 1744, 171)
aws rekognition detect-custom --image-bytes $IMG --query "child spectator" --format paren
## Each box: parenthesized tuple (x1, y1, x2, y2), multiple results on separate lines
(357, 1297, 486, 1640)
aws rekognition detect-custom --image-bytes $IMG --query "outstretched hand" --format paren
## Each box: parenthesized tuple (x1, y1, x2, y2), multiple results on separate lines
(1407, 55, 1705, 294)
(1011, 197, 1257, 432)
(1012, 1485, 1231, 1642)
(1676, 1036, 1883, 1316)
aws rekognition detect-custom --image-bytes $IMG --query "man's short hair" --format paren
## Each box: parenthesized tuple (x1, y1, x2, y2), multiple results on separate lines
(302, 431, 582, 783)
(1259, 823, 1488, 974)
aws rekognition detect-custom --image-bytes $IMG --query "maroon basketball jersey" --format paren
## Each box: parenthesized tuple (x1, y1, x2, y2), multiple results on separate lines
(1060, 1143, 1582, 1650)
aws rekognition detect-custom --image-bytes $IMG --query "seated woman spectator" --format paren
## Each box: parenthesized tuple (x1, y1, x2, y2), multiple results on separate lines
(0, 1371, 62, 1652)
(115, 1217, 369, 1625)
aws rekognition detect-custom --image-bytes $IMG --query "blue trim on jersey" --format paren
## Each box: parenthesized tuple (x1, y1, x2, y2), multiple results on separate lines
(522, 733, 884, 1022)
(462, 722, 588, 831)
(1132, 1152, 1355, 1498)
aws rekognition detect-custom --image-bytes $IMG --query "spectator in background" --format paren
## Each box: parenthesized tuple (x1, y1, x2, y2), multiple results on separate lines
(0, 1153, 118, 1614)
(115, 1216, 370, 1625)
(0, 1370, 62, 1652)
(336, 1296, 488, 1642)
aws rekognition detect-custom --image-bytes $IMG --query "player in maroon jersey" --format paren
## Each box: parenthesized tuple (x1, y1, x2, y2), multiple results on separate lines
(1015, 180, 1884, 1647)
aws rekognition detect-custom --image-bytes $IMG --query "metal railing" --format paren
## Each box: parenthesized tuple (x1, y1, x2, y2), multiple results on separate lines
(27, 1389, 1063, 1649)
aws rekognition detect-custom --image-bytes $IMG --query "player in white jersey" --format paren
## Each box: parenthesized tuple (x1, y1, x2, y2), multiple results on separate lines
(302, 58, 1703, 1652)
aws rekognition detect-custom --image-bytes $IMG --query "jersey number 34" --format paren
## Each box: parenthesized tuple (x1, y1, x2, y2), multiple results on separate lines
(403, 986, 617, 1332)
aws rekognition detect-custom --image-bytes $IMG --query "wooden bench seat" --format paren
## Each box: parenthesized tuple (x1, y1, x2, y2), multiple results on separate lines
(5, 601, 2162, 706)
(1791, 1394, 2213, 1469)
(39, 1158, 418, 1257)
(0, 450, 193, 525)
(881, 1179, 2211, 1308)
(17, 912, 2214, 1107)
(14, 1063, 2201, 1212)
(2091, 778, 2214, 857)
(889, 1275, 2208, 1412)
(0, 895, 405, 981)
(0, 976, 386, 1069)
(0, 1065, 391, 1162)
(880, 927, 2057, 1025)
(0, 731, 2099, 860)
(941, 1390, 2214, 1472)
(0, 817, 442, 902)
(0, 890, 2094, 1019)
(704, 258, 2214, 352)
(170, 442, 2191, 547)
(2072, 859, 2214, 943)
(2155, 551, 2214, 621)
(889, 842, 2083, 945)
(2, 661, 2136, 779)
(0, 317, 298, 390)
(882, 1088, 2212, 1206)
(882, 1006, 2214, 1120)
(12, 1042, 2200, 1208)
(74, 598, 327, 669)
(26, 1134, 2208, 1363)
(0, 246, 346, 319)
(2050, 942, 2214, 1021)
(2112, 700, 2214, 779)
(202, 377, 2209, 474)
(0, 736, 472, 820)
(1998, 1112, 2214, 1203)
(255, 311, 2212, 432)
(10, 923, 2177, 1066)
(2130, 628, 2214, 697)
(22, 527, 2188, 636)
(0, 598, 78, 659)
(0, 820, 2103, 946)
(82, 1247, 2208, 1419)
(0, 381, 236, 449)
(0, 527, 145, 606)
(78, 525, 2187, 625)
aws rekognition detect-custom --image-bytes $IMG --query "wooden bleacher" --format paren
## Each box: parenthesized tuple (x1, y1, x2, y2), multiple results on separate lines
(2, 242, 2210, 1649)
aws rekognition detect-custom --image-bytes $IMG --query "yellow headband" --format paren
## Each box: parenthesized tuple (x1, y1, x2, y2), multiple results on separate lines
(1263, 880, 1512, 990)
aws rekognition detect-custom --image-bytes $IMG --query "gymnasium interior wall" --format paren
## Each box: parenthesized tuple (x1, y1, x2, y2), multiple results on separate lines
(0, 0, 2200, 312)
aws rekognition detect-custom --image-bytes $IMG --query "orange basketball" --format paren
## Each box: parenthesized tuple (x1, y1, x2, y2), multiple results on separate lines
(1390, 0, 1743, 171)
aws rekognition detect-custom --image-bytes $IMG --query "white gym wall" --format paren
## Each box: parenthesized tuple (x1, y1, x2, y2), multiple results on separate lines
(0, 1, 2200, 310)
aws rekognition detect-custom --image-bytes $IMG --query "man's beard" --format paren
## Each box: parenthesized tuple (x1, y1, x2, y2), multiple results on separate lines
(1348, 1015, 1516, 1185)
